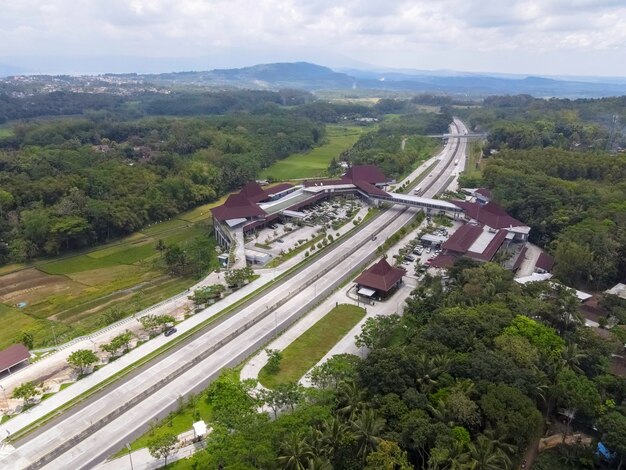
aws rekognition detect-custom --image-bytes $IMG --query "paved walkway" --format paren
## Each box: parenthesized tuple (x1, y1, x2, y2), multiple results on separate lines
(96, 441, 205, 470)
(515, 242, 542, 278)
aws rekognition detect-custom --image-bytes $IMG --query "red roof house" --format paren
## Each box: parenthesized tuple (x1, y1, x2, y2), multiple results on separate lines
(239, 181, 269, 203)
(442, 224, 483, 254)
(355, 258, 406, 298)
(211, 192, 267, 221)
(0, 344, 30, 374)
(535, 252, 555, 273)
(342, 165, 388, 185)
(453, 200, 526, 230)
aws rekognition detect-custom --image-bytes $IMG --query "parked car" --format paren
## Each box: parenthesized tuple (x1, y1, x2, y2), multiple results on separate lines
(164, 328, 177, 337)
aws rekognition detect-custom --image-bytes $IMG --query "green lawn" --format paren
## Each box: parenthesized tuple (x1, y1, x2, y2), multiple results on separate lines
(0, 127, 14, 139)
(0, 303, 40, 346)
(260, 125, 365, 180)
(258, 304, 366, 389)
(118, 399, 213, 455)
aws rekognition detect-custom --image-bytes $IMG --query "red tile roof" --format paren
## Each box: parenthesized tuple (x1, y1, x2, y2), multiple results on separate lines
(442, 224, 483, 254)
(453, 200, 526, 230)
(467, 229, 507, 261)
(475, 188, 492, 198)
(342, 165, 388, 185)
(353, 180, 389, 197)
(265, 183, 293, 195)
(211, 192, 267, 221)
(512, 245, 528, 271)
(355, 258, 406, 292)
(303, 179, 347, 187)
(0, 344, 30, 372)
(536, 252, 555, 272)
(430, 254, 457, 269)
(240, 181, 269, 203)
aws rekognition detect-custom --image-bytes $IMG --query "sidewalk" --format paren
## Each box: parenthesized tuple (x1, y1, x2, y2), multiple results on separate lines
(96, 441, 205, 470)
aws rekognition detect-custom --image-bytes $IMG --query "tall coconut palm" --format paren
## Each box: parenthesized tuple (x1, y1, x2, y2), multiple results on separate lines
(304, 427, 326, 460)
(350, 408, 385, 463)
(278, 432, 314, 470)
(464, 434, 512, 470)
(561, 342, 587, 374)
(320, 416, 350, 460)
(336, 380, 366, 418)
(306, 456, 333, 470)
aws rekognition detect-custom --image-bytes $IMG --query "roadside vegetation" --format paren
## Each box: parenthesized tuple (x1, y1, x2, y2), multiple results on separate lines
(137, 261, 626, 469)
(258, 304, 366, 389)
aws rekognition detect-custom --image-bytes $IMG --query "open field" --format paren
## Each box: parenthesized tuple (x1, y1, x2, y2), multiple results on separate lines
(0, 127, 14, 139)
(258, 304, 366, 389)
(0, 215, 215, 349)
(260, 125, 366, 180)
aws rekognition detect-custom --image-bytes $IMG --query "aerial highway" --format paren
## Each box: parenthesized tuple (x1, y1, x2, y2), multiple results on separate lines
(2, 119, 468, 470)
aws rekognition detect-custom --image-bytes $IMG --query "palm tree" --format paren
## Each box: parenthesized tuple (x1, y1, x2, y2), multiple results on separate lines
(350, 408, 385, 463)
(415, 353, 450, 394)
(306, 457, 333, 470)
(320, 416, 350, 461)
(428, 399, 455, 427)
(336, 380, 366, 418)
(278, 432, 314, 470)
(304, 427, 326, 459)
(561, 342, 587, 374)
(464, 434, 512, 470)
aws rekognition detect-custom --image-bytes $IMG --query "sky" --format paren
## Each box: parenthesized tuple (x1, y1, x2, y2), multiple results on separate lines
(3, 0, 626, 77)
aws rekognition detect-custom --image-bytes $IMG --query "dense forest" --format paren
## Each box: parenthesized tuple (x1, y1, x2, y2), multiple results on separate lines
(178, 262, 626, 469)
(339, 112, 451, 178)
(0, 113, 324, 264)
(457, 95, 626, 290)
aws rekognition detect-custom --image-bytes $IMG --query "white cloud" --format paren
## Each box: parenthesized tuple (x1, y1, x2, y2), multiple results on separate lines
(2, 0, 626, 75)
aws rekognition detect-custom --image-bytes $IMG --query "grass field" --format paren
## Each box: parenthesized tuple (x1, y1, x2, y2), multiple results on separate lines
(258, 304, 366, 389)
(0, 211, 216, 349)
(260, 125, 365, 180)
(0, 127, 14, 139)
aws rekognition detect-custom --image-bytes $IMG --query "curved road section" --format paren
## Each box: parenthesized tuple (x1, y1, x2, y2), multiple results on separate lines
(3, 119, 468, 470)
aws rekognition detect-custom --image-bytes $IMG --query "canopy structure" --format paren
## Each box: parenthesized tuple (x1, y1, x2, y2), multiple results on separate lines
(357, 287, 376, 297)
(192, 420, 208, 437)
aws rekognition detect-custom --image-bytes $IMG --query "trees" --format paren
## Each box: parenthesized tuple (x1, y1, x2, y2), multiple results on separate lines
(225, 266, 255, 289)
(67, 349, 98, 376)
(598, 411, 626, 470)
(17, 331, 34, 350)
(278, 432, 314, 470)
(12, 382, 39, 404)
(351, 408, 385, 462)
(189, 285, 225, 306)
(265, 349, 283, 375)
(554, 367, 602, 434)
(146, 433, 177, 467)
(138, 314, 175, 335)
(100, 331, 134, 357)
(355, 314, 400, 350)
(364, 439, 411, 470)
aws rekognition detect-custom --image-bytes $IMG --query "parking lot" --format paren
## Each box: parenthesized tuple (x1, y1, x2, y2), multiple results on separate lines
(386, 218, 464, 279)
(244, 198, 367, 260)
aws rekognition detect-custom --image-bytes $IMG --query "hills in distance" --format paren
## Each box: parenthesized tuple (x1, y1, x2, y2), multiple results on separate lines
(110, 62, 626, 98)
(5, 61, 626, 98)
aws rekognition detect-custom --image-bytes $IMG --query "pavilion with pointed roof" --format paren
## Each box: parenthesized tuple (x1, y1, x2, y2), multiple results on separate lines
(355, 257, 406, 300)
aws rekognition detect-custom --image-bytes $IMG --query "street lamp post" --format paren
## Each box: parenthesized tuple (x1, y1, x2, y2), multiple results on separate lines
(51, 325, 58, 348)
(126, 443, 134, 470)
(0, 384, 7, 408)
